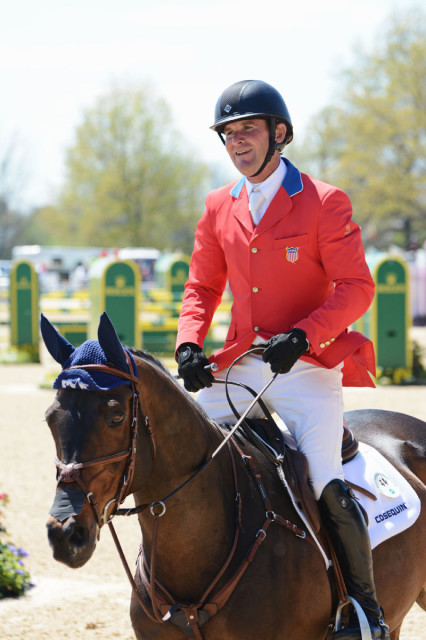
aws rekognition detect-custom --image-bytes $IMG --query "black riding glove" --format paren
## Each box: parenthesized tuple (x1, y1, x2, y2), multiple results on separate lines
(176, 343, 215, 392)
(262, 329, 309, 374)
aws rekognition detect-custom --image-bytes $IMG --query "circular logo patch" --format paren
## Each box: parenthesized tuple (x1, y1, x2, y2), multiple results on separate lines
(374, 473, 400, 498)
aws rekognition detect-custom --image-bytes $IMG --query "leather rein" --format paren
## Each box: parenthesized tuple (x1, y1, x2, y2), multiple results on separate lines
(53, 352, 312, 639)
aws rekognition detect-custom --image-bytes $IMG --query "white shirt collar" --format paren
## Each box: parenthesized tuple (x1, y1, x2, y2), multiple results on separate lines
(245, 157, 287, 213)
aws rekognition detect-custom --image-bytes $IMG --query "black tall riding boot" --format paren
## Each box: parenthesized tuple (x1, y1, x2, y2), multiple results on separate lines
(319, 479, 390, 640)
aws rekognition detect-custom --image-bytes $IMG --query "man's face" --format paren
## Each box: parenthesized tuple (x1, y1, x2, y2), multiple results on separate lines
(223, 118, 285, 183)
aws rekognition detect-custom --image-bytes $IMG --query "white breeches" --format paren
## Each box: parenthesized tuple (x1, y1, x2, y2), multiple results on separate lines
(197, 353, 345, 499)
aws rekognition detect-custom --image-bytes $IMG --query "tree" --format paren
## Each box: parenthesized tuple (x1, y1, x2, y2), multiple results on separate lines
(0, 133, 29, 258)
(19, 205, 62, 246)
(48, 85, 210, 252)
(289, 8, 426, 249)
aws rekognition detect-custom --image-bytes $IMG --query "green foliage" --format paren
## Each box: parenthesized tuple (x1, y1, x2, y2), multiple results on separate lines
(375, 340, 426, 385)
(289, 8, 426, 249)
(376, 366, 413, 385)
(41, 85, 210, 253)
(18, 205, 62, 246)
(0, 493, 33, 598)
(412, 340, 426, 381)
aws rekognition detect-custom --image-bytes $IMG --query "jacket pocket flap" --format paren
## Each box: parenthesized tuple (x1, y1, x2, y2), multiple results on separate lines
(274, 234, 309, 249)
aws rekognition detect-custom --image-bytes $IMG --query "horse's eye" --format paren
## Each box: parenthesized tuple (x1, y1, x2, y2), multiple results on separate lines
(109, 412, 125, 426)
(106, 399, 126, 427)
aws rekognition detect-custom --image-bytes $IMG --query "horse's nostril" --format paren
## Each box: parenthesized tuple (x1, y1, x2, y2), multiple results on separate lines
(47, 521, 61, 544)
(69, 523, 89, 547)
(61, 519, 90, 548)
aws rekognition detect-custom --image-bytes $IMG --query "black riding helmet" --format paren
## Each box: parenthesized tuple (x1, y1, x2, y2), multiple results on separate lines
(210, 80, 293, 178)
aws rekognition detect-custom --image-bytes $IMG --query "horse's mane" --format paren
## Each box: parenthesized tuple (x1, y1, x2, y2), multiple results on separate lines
(128, 346, 221, 428)
(126, 346, 233, 441)
(127, 347, 171, 375)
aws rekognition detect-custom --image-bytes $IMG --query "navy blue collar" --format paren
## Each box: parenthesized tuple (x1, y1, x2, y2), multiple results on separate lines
(230, 158, 303, 199)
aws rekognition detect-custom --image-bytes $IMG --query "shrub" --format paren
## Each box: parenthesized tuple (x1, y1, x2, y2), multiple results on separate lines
(0, 493, 33, 598)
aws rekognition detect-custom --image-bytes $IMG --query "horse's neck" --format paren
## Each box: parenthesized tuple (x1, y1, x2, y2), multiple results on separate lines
(135, 360, 218, 496)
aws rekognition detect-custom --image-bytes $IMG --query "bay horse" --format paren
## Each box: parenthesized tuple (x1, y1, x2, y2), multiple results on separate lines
(41, 313, 426, 640)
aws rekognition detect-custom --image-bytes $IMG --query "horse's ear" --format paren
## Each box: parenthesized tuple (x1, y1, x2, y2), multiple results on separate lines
(40, 314, 75, 365)
(97, 312, 128, 371)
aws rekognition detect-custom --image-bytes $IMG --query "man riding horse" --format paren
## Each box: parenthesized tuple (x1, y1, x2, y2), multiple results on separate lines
(175, 79, 390, 640)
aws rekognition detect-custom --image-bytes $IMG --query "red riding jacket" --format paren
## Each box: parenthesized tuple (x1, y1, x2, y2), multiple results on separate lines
(177, 159, 376, 387)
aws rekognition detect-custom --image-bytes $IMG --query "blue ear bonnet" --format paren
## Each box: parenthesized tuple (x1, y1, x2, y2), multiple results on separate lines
(41, 312, 137, 391)
(53, 341, 137, 391)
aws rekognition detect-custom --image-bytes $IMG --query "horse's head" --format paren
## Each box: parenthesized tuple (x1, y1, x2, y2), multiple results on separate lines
(41, 313, 143, 568)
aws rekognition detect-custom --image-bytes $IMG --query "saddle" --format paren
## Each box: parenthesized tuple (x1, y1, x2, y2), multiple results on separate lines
(240, 417, 359, 536)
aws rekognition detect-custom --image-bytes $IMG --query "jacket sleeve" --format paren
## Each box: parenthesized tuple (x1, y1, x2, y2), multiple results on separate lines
(177, 194, 228, 351)
(295, 187, 375, 355)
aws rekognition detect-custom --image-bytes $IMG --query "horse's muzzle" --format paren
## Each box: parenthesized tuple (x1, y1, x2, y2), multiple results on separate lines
(47, 512, 98, 568)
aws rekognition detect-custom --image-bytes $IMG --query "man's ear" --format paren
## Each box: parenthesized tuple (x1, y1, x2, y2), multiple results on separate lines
(275, 122, 287, 145)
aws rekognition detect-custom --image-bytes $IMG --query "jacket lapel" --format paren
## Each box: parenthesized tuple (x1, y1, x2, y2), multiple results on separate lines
(253, 160, 303, 235)
(231, 181, 255, 233)
(254, 187, 293, 235)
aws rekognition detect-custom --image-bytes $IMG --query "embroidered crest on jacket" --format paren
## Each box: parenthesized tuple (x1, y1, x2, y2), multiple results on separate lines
(286, 247, 299, 263)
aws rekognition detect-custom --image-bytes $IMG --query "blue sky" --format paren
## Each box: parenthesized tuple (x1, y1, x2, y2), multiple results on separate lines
(0, 0, 418, 209)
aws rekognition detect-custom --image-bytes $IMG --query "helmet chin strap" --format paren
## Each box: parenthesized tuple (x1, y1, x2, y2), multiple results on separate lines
(250, 117, 277, 179)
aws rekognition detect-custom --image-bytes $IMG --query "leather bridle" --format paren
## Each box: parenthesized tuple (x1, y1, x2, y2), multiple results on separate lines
(53, 353, 155, 528)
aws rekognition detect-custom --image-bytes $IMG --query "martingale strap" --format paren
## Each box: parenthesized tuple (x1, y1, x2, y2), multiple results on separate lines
(127, 433, 314, 639)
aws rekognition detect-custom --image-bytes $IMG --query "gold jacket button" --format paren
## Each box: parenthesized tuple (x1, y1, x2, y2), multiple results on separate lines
(320, 342, 325, 348)
(330, 337, 335, 342)
(252, 287, 259, 293)
(254, 326, 260, 332)
(325, 341, 331, 346)
(251, 247, 258, 253)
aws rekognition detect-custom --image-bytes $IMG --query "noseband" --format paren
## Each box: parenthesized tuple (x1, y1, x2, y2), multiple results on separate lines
(53, 353, 155, 527)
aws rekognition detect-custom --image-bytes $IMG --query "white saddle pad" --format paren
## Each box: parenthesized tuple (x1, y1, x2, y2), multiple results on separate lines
(344, 441, 421, 550)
